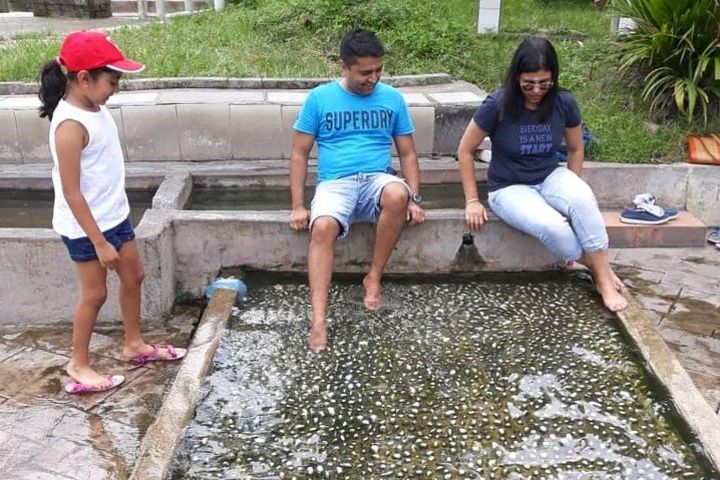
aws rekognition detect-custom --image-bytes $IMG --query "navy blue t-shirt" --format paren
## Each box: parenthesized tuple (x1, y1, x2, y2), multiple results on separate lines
(472, 89, 581, 191)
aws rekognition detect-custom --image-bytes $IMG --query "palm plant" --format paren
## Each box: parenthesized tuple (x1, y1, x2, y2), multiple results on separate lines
(614, 0, 720, 123)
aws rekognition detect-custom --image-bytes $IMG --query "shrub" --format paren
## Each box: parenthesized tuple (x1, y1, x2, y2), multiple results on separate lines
(614, 0, 720, 123)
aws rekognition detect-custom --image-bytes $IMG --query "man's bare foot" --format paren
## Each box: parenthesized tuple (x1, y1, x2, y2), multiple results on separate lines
(308, 323, 327, 353)
(66, 361, 112, 389)
(362, 274, 382, 311)
(598, 284, 628, 312)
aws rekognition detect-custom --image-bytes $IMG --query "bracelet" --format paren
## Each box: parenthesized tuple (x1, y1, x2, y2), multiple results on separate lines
(465, 198, 480, 206)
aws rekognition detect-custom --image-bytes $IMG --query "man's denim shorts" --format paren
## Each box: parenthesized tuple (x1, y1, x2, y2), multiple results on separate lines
(60, 217, 135, 262)
(310, 172, 410, 239)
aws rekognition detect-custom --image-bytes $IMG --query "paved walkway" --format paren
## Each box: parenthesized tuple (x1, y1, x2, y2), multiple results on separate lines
(612, 244, 720, 413)
(0, 246, 717, 479)
(0, 12, 154, 39)
(0, 306, 198, 479)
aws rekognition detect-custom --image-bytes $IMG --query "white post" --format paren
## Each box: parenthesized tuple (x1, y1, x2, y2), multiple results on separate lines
(156, 0, 165, 19)
(477, 0, 501, 34)
(137, 0, 147, 18)
(214, 0, 224, 11)
(184, 0, 193, 12)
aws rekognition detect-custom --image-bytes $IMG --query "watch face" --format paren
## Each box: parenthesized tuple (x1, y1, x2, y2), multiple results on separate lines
(412, 192, 423, 204)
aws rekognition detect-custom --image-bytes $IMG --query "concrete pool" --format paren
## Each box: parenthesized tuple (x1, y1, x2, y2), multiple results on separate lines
(171, 273, 716, 479)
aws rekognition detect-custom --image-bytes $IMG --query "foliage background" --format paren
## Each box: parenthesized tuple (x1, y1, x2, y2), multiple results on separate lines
(1, 0, 718, 162)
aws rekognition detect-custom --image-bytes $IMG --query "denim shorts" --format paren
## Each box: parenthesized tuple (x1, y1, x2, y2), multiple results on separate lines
(61, 217, 135, 262)
(310, 172, 410, 239)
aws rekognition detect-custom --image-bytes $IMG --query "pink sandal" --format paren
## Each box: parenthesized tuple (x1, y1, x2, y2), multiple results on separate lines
(127, 343, 187, 371)
(65, 374, 125, 395)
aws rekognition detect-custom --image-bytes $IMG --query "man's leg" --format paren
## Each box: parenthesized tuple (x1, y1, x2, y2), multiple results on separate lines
(307, 216, 341, 352)
(306, 177, 355, 352)
(363, 181, 409, 310)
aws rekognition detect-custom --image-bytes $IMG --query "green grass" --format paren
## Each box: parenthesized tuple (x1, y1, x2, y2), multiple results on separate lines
(1, 0, 717, 162)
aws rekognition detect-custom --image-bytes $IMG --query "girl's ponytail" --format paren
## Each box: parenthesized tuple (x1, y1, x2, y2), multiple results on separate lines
(38, 59, 67, 121)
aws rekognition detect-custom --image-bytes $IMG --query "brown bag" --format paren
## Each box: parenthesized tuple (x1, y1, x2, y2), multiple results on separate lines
(687, 134, 720, 164)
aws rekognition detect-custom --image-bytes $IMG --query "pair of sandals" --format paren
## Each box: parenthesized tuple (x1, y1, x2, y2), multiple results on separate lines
(64, 343, 187, 395)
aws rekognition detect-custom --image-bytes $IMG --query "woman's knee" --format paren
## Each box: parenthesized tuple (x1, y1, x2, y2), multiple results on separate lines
(534, 220, 583, 260)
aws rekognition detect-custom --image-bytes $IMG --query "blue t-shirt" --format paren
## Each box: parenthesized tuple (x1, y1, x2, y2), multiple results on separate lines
(473, 89, 581, 191)
(294, 81, 414, 183)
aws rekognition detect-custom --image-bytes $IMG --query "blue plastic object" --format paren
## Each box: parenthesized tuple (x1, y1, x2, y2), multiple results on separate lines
(205, 277, 248, 301)
(556, 124, 595, 161)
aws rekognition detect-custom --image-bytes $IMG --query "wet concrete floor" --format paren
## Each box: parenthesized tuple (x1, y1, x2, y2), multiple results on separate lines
(0, 306, 198, 479)
(611, 245, 720, 414)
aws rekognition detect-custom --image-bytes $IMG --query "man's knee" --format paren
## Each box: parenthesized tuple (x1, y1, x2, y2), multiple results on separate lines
(311, 216, 341, 242)
(380, 182, 409, 210)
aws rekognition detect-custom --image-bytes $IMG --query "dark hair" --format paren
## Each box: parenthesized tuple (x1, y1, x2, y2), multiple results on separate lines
(38, 62, 112, 120)
(340, 28, 385, 66)
(500, 37, 559, 122)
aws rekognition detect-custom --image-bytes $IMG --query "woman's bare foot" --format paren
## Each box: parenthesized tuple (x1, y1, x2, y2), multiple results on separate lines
(362, 274, 382, 311)
(610, 269, 624, 292)
(598, 283, 628, 312)
(66, 361, 111, 389)
(308, 322, 327, 353)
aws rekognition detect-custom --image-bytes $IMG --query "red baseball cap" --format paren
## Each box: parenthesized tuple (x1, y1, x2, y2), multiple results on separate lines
(58, 31, 145, 74)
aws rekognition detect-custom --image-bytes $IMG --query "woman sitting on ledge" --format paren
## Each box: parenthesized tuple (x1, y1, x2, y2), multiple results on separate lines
(456, 37, 627, 312)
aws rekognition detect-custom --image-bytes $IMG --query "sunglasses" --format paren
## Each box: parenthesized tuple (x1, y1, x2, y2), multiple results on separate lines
(519, 80, 554, 92)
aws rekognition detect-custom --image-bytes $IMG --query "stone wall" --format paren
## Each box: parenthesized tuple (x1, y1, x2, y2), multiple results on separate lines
(28, 0, 111, 18)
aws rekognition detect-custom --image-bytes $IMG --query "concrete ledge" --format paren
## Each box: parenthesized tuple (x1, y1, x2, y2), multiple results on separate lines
(0, 74, 454, 95)
(151, 172, 193, 210)
(0, 161, 718, 325)
(0, 79, 485, 160)
(604, 211, 707, 248)
(171, 209, 560, 299)
(616, 295, 720, 472)
(129, 287, 238, 480)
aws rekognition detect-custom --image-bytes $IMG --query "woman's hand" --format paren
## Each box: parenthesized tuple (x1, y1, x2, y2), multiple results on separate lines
(95, 240, 120, 270)
(465, 201, 488, 231)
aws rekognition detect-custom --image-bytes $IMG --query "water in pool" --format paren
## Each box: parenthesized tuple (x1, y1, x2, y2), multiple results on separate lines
(173, 274, 715, 479)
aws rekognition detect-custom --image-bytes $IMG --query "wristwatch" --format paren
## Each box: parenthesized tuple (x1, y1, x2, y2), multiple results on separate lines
(410, 191, 423, 205)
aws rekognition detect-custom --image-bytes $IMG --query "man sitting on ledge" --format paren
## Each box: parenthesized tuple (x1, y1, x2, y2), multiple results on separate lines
(289, 28, 425, 352)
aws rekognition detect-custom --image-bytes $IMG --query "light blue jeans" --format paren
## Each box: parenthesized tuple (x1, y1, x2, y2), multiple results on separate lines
(310, 172, 409, 239)
(488, 166, 608, 262)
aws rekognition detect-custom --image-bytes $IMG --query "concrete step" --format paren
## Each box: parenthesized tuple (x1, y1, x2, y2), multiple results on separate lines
(111, 0, 209, 14)
(604, 210, 707, 248)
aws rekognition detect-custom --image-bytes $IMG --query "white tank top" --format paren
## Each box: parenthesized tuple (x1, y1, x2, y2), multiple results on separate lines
(50, 99, 130, 239)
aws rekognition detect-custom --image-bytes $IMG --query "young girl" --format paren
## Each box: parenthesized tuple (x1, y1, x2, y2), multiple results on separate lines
(457, 37, 627, 312)
(39, 31, 186, 394)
